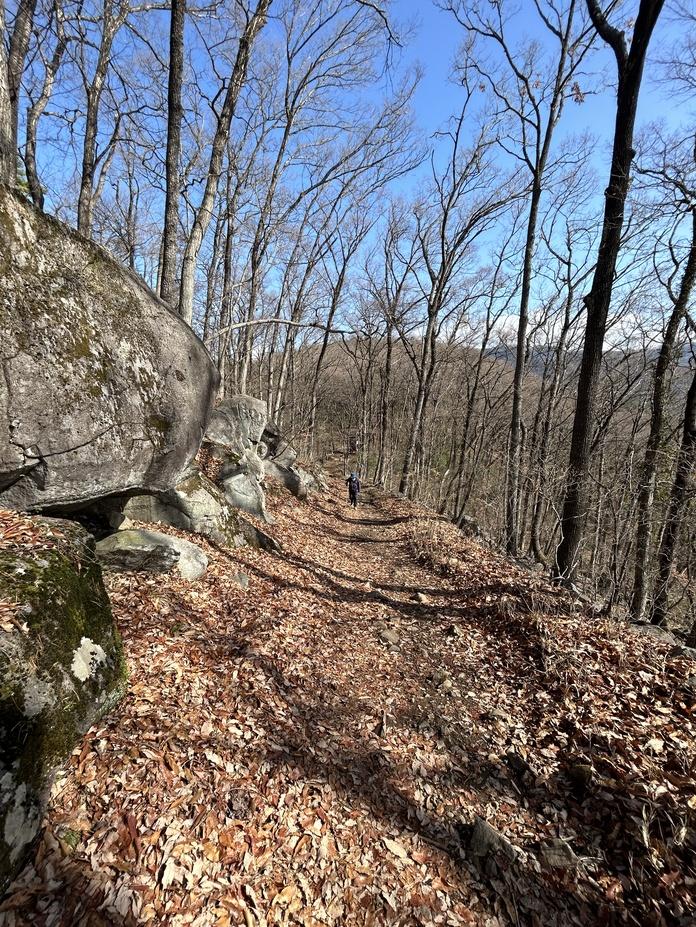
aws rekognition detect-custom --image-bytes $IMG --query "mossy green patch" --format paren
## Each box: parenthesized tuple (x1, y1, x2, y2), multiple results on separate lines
(0, 519, 126, 893)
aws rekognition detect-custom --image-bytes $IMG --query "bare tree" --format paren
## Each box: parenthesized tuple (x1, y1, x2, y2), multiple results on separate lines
(178, 0, 272, 324)
(555, 0, 665, 585)
(444, 0, 593, 555)
(23, 0, 68, 207)
(0, 0, 13, 182)
(159, 0, 185, 305)
(630, 136, 696, 620)
(1, 0, 39, 183)
(397, 98, 515, 497)
(652, 331, 696, 625)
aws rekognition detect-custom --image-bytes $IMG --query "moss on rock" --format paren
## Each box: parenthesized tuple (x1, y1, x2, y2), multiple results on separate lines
(0, 517, 126, 893)
(0, 184, 218, 512)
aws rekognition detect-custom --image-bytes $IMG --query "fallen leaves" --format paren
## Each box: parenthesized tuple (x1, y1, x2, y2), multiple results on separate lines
(1, 472, 695, 926)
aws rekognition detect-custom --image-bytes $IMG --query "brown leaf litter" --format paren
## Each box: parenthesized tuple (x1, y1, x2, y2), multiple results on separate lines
(1, 471, 694, 926)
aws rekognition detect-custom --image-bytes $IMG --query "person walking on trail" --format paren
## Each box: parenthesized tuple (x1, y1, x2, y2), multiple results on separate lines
(346, 472, 361, 508)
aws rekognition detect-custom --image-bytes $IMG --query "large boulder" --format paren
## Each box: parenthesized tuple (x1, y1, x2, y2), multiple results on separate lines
(261, 420, 326, 500)
(216, 458, 269, 520)
(205, 396, 267, 455)
(203, 396, 269, 521)
(96, 528, 208, 580)
(118, 470, 280, 551)
(0, 514, 126, 892)
(0, 185, 218, 513)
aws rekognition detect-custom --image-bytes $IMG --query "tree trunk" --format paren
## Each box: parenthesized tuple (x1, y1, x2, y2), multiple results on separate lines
(159, 0, 185, 306)
(507, 183, 541, 553)
(308, 265, 347, 449)
(77, 0, 119, 236)
(0, 0, 15, 184)
(178, 0, 271, 325)
(375, 321, 393, 485)
(651, 363, 696, 625)
(555, 0, 665, 584)
(6, 0, 36, 184)
(24, 0, 66, 208)
(630, 211, 696, 620)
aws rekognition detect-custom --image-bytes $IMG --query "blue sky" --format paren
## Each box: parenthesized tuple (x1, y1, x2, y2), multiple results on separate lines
(390, 0, 689, 165)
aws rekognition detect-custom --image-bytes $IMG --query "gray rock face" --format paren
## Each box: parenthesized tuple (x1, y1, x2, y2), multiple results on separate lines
(0, 517, 126, 892)
(118, 469, 281, 552)
(123, 470, 248, 547)
(206, 396, 267, 455)
(96, 528, 208, 580)
(261, 420, 325, 500)
(203, 396, 270, 520)
(0, 185, 218, 512)
(218, 467, 269, 520)
(264, 459, 309, 500)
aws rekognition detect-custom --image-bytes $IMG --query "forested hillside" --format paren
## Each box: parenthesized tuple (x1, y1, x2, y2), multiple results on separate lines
(0, 0, 695, 924)
(2, 0, 693, 622)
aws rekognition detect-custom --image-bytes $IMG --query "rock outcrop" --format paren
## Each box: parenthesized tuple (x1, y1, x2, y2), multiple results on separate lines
(204, 396, 269, 520)
(96, 528, 208, 580)
(0, 516, 126, 892)
(118, 469, 281, 552)
(262, 420, 325, 500)
(0, 185, 218, 513)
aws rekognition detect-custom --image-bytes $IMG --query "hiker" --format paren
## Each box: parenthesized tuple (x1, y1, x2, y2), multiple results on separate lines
(346, 472, 361, 507)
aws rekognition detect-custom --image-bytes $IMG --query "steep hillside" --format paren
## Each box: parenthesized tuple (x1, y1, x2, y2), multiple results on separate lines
(1, 467, 694, 926)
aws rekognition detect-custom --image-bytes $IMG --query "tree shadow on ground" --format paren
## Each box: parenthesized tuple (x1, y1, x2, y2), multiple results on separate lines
(206, 630, 619, 927)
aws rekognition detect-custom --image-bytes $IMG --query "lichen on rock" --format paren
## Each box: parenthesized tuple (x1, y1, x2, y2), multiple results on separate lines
(0, 184, 219, 512)
(0, 514, 126, 893)
(120, 469, 280, 552)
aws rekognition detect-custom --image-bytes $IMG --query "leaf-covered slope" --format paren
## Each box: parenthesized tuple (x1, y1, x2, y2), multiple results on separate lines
(2, 469, 694, 926)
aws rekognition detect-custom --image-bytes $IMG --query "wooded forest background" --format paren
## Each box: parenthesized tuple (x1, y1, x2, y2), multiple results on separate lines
(0, 0, 694, 629)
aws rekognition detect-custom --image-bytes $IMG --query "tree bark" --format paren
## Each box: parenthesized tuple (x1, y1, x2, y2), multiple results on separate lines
(8, 0, 37, 176)
(630, 210, 696, 620)
(0, 0, 15, 183)
(555, 0, 665, 584)
(159, 0, 185, 306)
(375, 321, 393, 486)
(651, 361, 696, 625)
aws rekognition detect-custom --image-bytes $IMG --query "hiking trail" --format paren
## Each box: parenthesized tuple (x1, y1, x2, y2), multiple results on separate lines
(3, 465, 694, 926)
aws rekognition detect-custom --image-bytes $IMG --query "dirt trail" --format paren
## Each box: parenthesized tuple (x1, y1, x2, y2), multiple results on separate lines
(3, 469, 694, 926)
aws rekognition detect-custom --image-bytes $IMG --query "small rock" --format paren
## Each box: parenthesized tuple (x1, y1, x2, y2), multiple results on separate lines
(633, 623, 678, 646)
(430, 669, 453, 692)
(414, 592, 429, 604)
(96, 528, 208, 580)
(469, 816, 518, 862)
(235, 572, 249, 590)
(567, 762, 594, 795)
(669, 645, 696, 661)
(378, 628, 400, 646)
(540, 838, 580, 870)
(505, 749, 534, 778)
